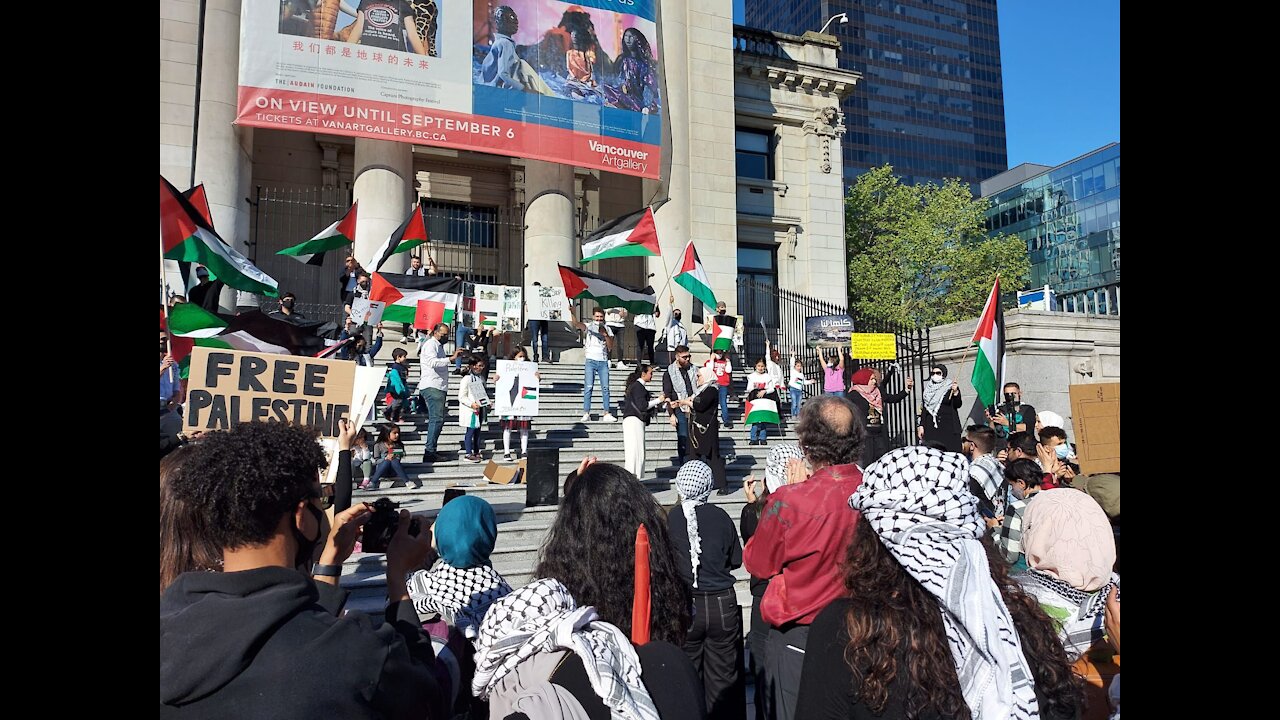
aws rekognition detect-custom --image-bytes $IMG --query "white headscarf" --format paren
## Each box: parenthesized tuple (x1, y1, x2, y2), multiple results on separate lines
(850, 447, 1040, 720)
(472, 578, 659, 720)
(675, 460, 715, 588)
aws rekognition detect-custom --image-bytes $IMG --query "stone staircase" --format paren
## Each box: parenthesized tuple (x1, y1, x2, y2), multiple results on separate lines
(338, 344, 799, 620)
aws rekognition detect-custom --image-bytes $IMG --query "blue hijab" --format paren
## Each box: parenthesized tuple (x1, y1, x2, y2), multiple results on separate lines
(435, 495, 498, 569)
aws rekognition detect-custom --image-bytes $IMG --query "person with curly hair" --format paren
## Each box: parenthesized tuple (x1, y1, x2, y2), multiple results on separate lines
(159, 449, 220, 594)
(159, 421, 445, 719)
(743, 396, 865, 720)
(797, 447, 1083, 720)
(470, 461, 703, 717)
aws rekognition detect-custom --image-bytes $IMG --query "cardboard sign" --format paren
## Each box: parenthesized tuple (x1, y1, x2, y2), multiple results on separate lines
(185, 347, 356, 437)
(528, 286, 569, 321)
(414, 299, 446, 331)
(1069, 382, 1120, 474)
(850, 333, 897, 360)
(494, 360, 540, 417)
(805, 315, 855, 348)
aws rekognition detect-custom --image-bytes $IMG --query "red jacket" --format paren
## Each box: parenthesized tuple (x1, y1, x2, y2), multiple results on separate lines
(743, 463, 863, 627)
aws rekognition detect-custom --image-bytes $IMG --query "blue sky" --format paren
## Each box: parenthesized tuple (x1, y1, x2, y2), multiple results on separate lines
(732, 0, 1121, 170)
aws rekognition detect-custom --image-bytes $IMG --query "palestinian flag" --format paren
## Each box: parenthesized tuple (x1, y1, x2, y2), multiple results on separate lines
(672, 240, 717, 310)
(557, 264, 656, 314)
(580, 203, 663, 264)
(219, 310, 333, 356)
(278, 201, 358, 265)
(479, 312, 499, 329)
(367, 202, 428, 271)
(165, 303, 289, 374)
(179, 183, 218, 287)
(710, 317, 736, 351)
(745, 397, 780, 425)
(370, 272, 461, 325)
(970, 277, 1005, 409)
(520, 387, 538, 400)
(161, 175, 279, 297)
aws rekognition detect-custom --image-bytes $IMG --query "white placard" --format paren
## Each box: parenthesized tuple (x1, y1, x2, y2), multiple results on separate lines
(323, 364, 386, 484)
(528, 286, 570, 321)
(493, 360, 540, 417)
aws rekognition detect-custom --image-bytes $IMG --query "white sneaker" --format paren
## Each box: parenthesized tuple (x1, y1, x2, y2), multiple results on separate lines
(601, 413, 619, 423)
(580, 413, 592, 423)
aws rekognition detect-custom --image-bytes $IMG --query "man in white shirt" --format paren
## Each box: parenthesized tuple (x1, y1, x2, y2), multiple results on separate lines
(418, 322, 464, 462)
(569, 307, 619, 423)
(605, 307, 629, 369)
(633, 309, 658, 365)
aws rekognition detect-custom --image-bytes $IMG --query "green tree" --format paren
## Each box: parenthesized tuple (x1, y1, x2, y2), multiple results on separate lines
(845, 165, 1030, 328)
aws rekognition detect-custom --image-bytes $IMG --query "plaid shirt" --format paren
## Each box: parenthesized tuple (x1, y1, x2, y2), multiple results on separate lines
(968, 454, 1005, 517)
(992, 496, 1027, 565)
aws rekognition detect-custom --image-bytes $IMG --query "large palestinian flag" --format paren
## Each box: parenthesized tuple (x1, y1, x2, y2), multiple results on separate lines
(710, 316, 736, 351)
(672, 240, 717, 310)
(970, 277, 1005, 409)
(580, 203, 664, 264)
(161, 175, 278, 297)
(278, 202, 357, 265)
(367, 202, 429, 271)
(745, 397, 780, 425)
(370, 272, 462, 325)
(557, 265, 657, 314)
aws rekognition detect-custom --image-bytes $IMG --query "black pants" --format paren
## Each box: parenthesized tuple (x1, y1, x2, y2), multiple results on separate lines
(763, 624, 809, 720)
(687, 443, 727, 490)
(748, 592, 771, 720)
(636, 328, 656, 364)
(683, 588, 745, 720)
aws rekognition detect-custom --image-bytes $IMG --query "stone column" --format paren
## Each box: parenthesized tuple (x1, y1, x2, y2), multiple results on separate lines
(192, 0, 253, 311)
(352, 139, 415, 273)
(523, 159, 580, 362)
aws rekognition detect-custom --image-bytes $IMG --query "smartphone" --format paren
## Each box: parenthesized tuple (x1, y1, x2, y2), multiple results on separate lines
(443, 487, 467, 506)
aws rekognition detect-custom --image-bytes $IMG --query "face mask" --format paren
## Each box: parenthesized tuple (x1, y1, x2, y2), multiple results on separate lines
(930, 374, 944, 383)
(293, 503, 325, 570)
(1010, 485, 1026, 501)
(282, 299, 294, 309)
(1055, 444, 1070, 460)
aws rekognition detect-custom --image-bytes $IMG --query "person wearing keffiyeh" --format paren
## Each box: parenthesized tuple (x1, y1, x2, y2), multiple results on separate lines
(667, 461, 745, 720)
(918, 362, 964, 452)
(796, 447, 1083, 720)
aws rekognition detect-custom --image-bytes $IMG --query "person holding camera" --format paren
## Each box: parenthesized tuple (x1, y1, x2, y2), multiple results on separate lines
(987, 381, 1036, 449)
(621, 364, 668, 479)
(459, 356, 491, 463)
(159, 421, 446, 719)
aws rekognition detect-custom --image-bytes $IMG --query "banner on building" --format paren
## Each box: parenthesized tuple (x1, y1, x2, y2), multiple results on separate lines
(237, 0, 662, 179)
(184, 347, 356, 437)
(804, 314, 854, 349)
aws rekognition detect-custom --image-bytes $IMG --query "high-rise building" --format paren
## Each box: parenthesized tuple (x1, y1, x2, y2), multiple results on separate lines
(744, 0, 1008, 190)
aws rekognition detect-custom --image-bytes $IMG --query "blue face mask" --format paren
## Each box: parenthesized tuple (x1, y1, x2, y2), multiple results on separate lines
(1055, 444, 1070, 460)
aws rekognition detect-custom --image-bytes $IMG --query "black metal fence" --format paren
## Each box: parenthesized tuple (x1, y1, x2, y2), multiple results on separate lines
(736, 277, 931, 453)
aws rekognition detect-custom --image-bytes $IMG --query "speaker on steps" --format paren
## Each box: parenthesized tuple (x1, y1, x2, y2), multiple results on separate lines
(525, 447, 559, 507)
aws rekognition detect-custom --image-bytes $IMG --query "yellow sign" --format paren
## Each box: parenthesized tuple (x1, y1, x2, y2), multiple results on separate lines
(850, 333, 897, 360)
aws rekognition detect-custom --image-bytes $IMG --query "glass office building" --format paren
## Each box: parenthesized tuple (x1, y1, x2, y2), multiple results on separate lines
(744, 0, 1008, 190)
(982, 143, 1120, 315)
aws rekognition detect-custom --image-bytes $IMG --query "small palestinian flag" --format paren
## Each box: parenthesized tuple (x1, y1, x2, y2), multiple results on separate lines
(672, 240, 717, 310)
(710, 317, 736, 351)
(161, 175, 279, 297)
(520, 387, 538, 400)
(370, 272, 461, 325)
(278, 201, 358, 265)
(480, 312, 499, 329)
(367, 202, 428, 271)
(580, 202, 665, 264)
(557, 264, 657, 314)
(745, 397, 780, 425)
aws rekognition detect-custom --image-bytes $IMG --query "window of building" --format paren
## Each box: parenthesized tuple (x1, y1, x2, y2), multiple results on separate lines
(735, 128, 773, 180)
(736, 245, 779, 327)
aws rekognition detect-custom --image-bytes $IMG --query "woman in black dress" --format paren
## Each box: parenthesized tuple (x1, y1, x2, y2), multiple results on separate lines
(917, 362, 963, 452)
(673, 366, 730, 495)
(846, 365, 913, 467)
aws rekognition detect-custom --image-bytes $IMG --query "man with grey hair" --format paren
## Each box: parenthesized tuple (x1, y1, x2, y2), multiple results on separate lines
(418, 322, 463, 462)
(743, 395, 865, 720)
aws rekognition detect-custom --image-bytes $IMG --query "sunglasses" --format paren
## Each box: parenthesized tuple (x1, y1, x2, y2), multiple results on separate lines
(931, 371, 943, 376)
(678, 355, 691, 360)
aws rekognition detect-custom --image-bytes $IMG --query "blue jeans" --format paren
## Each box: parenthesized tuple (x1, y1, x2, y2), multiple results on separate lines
(675, 412, 689, 459)
(419, 387, 447, 454)
(718, 385, 731, 425)
(454, 324, 473, 371)
(789, 387, 803, 415)
(583, 359, 611, 412)
(750, 423, 768, 442)
(368, 458, 409, 488)
(464, 427, 483, 455)
(825, 390, 844, 397)
(528, 320, 549, 359)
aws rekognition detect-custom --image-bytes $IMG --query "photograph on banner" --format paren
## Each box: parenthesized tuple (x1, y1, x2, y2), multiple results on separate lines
(493, 360, 540, 417)
(805, 314, 855, 348)
(850, 332, 898, 360)
(461, 310, 478, 329)
(237, 1, 660, 179)
(184, 347, 356, 437)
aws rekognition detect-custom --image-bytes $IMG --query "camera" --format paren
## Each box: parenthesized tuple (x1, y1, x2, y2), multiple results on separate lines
(360, 497, 421, 554)
(1003, 392, 1017, 405)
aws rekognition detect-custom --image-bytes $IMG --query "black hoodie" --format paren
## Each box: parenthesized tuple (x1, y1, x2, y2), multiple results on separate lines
(160, 566, 443, 719)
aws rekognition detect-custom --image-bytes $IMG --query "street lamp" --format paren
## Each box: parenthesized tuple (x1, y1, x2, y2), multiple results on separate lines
(819, 12, 849, 34)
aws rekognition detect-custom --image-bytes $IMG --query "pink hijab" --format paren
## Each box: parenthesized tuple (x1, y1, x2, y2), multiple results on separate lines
(1021, 488, 1116, 592)
(849, 368, 882, 411)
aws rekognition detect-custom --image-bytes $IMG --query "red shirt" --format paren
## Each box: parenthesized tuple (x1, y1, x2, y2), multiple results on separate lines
(705, 356, 732, 387)
(743, 463, 863, 627)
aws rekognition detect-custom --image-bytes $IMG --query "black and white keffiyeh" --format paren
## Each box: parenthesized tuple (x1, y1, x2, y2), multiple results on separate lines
(676, 461, 715, 588)
(763, 444, 806, 494)
(922, 366, 951, 428)
(850, 447, 1040, 720)
(407, 559, 513, 639)
(471, 578, 660, 720)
